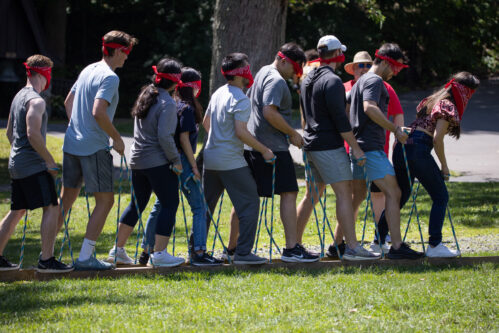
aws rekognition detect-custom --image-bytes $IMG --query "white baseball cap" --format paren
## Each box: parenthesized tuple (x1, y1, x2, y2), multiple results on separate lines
(317, 35, 347, 52)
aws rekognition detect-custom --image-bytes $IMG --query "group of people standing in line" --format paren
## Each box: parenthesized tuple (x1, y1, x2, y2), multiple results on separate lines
(0, 29, 479, 273)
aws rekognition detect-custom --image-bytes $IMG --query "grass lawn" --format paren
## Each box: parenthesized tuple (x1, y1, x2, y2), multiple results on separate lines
(0, 130, 498, 331)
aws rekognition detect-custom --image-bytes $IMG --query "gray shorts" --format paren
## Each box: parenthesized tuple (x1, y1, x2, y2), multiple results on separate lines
(63, 149, 113, 193)
(306, 147, 353, 184)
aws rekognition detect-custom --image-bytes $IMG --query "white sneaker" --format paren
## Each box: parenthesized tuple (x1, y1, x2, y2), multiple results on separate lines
(368, 242, 390, 255)
(426, 243, 460, 258)
(150, 251, 185, 267)
(106, 247, 134, 265)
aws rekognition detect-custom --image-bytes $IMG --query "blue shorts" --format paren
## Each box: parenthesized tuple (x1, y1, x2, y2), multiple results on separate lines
(351, 150, 395, 181)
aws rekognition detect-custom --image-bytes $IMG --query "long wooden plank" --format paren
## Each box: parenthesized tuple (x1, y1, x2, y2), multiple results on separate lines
(1, 256, 497, 282)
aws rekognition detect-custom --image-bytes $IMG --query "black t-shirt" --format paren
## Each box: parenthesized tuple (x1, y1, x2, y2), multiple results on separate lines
(348, 72, 389, 152)
(174, 101, 198, 154)
(300, 66, 352, 151)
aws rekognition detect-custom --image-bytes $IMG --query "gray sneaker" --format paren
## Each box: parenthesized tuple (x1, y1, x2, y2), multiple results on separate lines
(233, 253, 268, 265)
(74, 256, 114, 271)
(343, 245, 381, 261)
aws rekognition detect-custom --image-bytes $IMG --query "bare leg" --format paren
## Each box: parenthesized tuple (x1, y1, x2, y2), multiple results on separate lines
(280, 191, 298, 249)
(330, 181, 358, 249)
(296, 182, 326, 243)
(40, 204, 61, 260)
(57, 186, 80, 232)
(371, 192, 386, 223)
(227, 207, 239, 250)
(154, 235, 170, 252)
(0, 210, 26, 255)
(116, 223, 134, 248)
(84, 192, 114, 241)
(372, 175, 402, 248)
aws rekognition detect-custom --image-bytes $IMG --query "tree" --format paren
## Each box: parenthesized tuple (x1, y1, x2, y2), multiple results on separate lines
(209, 0, 288, 94)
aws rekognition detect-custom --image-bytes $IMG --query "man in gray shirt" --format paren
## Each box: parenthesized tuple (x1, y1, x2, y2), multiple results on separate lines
(0, 55, 72, 273)
(349, 43, 423, 259)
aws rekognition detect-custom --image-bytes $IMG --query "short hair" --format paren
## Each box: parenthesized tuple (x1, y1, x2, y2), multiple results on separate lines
(373, 43, 408, 65)
(221, 53, 249, 81)
(25, 54, 53, 68)
(317, 46, 338, 60)
(102, 30, 139, 57)
(276, 42, 306, 65)
(305, 49, 319, 62)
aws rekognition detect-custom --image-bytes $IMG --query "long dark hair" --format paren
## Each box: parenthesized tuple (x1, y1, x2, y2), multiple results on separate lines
(175, 67, 203, 124)
(417, 71, 480, 139)
(131, 58, 182, 119)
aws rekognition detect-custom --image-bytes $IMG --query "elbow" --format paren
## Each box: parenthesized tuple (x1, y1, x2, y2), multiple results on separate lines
(235, 128, 244, 140)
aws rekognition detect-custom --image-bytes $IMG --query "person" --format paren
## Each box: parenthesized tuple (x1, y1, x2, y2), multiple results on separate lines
(295, 35, 380, 261)
(348, 42, 423, 259)
(107, 58, 186, 267)
(225, 43, 318, 263)
(0, 55, 73, 273)
(60, 30, 138, 270)
(137, 67, 223, 266)
(203, 53, 275, 265)
(377, 72, 479, 258)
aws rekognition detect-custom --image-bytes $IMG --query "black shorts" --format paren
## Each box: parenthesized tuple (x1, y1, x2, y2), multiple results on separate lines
(371, 182, 381, 193)
(244, 150, 299, 198)
(11, 171, 58, 210)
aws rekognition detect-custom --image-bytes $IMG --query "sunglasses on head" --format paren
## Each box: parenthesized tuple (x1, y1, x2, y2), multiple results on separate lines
(357, 63, 372, 69)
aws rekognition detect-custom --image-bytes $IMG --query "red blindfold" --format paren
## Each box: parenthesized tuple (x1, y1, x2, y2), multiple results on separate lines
(221, 65, 254, 88)
(374, 49, 409, 75)
(24, 62, 52, 91)
(277, 51, 303, 77)
(152, 66, 181, 85)
(102, 37, 133, 56)
(445, 78, 475, 120)
(177, 80, 202, 98)
(309, 54, 346, 65)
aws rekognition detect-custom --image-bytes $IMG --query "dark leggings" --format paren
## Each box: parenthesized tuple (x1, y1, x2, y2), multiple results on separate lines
(377, 131, 449, 246)
(120, 164, 178, 237)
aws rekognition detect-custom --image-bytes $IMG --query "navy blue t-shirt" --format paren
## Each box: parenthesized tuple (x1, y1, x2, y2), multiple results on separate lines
(175, 101, 198, 154)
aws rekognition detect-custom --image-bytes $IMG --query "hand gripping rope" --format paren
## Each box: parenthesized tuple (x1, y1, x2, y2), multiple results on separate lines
(253, 160, 281, 262)
(302, 150, 342, 259)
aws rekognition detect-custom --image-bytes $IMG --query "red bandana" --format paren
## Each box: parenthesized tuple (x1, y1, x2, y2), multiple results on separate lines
(177, 80, 202, 98)
(152, 66, 181, 84)
(221, 65, 254, 88)
(374, 49, 408, 75)
(309, 54, 346, 65)
(445, 78, 475, 120)
(102, 37, 132, 56)
(277, 51, 303, 77)
(24, 62, 52, 91)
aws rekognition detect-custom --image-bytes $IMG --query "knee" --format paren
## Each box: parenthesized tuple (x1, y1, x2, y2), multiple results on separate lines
(434, 189, 449, 206)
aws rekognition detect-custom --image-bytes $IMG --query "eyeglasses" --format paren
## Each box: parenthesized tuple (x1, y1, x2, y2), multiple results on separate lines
(357, 63, 372, 69)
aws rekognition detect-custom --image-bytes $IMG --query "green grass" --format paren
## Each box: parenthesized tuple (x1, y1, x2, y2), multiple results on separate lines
(0, 129, 498, 331)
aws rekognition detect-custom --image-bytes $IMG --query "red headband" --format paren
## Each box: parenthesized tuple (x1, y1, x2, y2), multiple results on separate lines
(102, 37, 132, 56)
(277, 51, 303, 77)
(375, 49, 408, 75)
(152, 66, 181, 84)
(309, 54, 346, 65)
(221, 65, 254, 88)
(24, 62, 52, 91)
(445, 78, 475, 120)
(177, 80, 202, 98)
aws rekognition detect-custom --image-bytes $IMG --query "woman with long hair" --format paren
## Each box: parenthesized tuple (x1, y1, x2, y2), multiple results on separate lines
(106, 58, 185, 267)
(377, 71, 479, 257)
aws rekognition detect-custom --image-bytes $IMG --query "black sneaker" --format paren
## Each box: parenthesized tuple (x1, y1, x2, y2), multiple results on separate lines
(326, 241, 346, 259)
(281, 243, 320, 263)
(191, 252, 224, 266)
(387, 242, 424, 260)
(139, 251, 150, 265)
(37, 257, 74, 273)
(0, 255, 18, 271)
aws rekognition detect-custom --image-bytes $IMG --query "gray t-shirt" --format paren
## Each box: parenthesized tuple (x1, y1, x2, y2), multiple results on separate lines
(204, 84, 251, 171)
(63, 61, 120, 156)
(8, 87, 48, 179)
(129, 88, 180, 169)
(349, 72, 389, 152)
(245, 65, 292, 152)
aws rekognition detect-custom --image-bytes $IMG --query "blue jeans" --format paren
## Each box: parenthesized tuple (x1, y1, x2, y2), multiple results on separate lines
(378, 130, 449, 246)
(142, 154, 207, 252)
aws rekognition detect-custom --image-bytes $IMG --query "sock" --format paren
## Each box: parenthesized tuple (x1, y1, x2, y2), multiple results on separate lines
(79, 238, 96, 261)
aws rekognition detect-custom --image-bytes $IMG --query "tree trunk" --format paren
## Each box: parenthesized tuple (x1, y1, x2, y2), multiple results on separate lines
(209, 0, 287, 95)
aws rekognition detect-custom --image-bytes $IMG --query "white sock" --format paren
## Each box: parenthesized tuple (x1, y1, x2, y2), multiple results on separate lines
(79, 238, 96, 261)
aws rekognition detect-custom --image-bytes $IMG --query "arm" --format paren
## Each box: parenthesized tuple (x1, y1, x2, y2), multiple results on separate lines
(263, 105, 303, 148)
(179, 132, 200, 180)
(157, 103, 182, 172)
(235, 120, 275, 162)
(392, 113, 405, 150)
(203, 110, 210, 133)
(92, 98, 124, 155)
(364, 100, 408, 143)
(26, 98, 58, 176)
(341, 131, 365, 166)
(64, 91, 75, 120)
(6, 112, 13, 144)
(433, 119, 450, 180)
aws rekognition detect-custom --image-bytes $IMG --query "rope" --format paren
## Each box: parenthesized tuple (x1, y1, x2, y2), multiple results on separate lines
(55, 178, 75, 265)
(363, 164, 385, 258)
(178, 174, 192, 263)
(113, 156, 125, 264)
(18, 212, 29, 269)
(446, 203, 461, 255)
(253, 199, 266, 254)
(210, 191, 224, 254)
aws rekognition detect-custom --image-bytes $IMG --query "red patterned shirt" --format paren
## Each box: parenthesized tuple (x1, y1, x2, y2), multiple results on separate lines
(410, 98, 460, 134)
